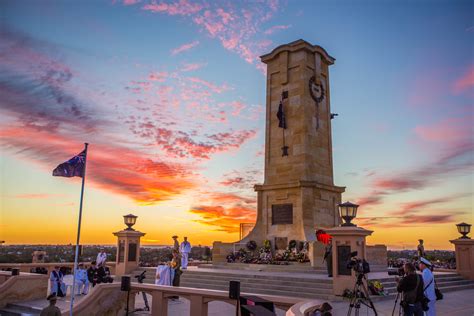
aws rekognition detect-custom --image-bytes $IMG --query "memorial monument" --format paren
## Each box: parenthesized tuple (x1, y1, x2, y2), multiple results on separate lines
(213, 39, 346, 262)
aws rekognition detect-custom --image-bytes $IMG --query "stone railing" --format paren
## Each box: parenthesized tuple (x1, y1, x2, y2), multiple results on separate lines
(286, 299, 331, 316)
(0, 262, 116, 275)
(68, 282, 301, 316)
(0, 271, 49, 308)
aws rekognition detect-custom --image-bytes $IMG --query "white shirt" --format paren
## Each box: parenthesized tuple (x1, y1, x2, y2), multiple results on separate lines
(97, 252, 107, 266)
(422, 268, 436, 301)
(180, 241, 191, 253)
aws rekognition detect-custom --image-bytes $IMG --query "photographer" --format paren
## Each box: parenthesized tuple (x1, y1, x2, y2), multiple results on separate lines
(396, 262, 424, 316)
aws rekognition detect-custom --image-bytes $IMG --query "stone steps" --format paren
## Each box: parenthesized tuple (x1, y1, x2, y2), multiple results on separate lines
(0, 303, 41, 316)
(132, 267, 335, 300)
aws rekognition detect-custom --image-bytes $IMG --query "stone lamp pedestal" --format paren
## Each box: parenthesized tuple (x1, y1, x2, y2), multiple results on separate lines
(113, 229, 145, 276)
(450, 238, 474, 280)
(325, 226, 373, 295)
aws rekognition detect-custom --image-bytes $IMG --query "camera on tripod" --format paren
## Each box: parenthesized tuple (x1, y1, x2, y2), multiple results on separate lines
(387, 267, 404, 277)
(134, 271, 146, 283)
(346, 251, 370, 275)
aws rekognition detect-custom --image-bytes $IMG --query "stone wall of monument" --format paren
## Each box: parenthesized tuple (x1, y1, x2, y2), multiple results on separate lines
(366, 244, 388, 270)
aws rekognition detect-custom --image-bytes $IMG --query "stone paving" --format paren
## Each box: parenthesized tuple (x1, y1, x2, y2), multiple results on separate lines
(17, 286, 474, 316)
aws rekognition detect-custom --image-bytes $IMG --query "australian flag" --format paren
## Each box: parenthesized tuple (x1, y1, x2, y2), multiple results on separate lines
(52, 150, 86, 178)
(276, 101, 287, 129)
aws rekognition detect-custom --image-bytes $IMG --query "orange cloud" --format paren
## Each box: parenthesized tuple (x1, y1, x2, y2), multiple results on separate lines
(0, 126, 196, 205)
(189, 205, 256, 232)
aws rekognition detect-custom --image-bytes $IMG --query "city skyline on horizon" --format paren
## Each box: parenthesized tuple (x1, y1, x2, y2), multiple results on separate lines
(1, 0, 473, 250)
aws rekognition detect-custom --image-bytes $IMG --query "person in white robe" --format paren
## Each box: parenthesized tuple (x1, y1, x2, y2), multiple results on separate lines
(96, 249, 107, 267)
(179, 237, 192, 269)
(155, 262, 172, 286)
(49, 266, 66, 297)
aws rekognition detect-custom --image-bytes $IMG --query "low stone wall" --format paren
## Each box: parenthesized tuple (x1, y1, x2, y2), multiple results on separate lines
(211, 241, 235, 264)
(0, 271, 48, 308)
(65, 281, 300, 315)
(0, 262, 116, 275)
(366, 244, 387, 271)
(65, 283, 128, 316)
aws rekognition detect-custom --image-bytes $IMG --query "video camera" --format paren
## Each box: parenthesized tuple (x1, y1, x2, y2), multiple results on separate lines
(134, 271, 146, 283)
(346, 251, 370, 275)
(387, 267, 404, 277)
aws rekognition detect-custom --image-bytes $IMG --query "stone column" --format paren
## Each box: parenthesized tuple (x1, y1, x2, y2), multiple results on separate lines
(450, 238, 474, 280)
(113, 229, 145, 276)
(325, 226, 373, 295)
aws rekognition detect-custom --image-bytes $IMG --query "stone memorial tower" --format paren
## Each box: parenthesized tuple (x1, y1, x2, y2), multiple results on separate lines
(243, 39, 345, 247)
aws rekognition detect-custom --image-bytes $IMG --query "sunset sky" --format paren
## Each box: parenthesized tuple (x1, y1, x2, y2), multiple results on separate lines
(1, 0, 472, 250)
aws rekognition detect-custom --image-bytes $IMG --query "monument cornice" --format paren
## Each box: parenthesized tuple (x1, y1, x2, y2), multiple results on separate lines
(260, 39, 335, 65)
(254, 181, 345, 193)
(113, 230, 146, 237)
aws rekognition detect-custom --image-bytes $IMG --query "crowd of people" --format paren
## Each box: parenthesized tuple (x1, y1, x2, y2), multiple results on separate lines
(47, 248, 112, 299)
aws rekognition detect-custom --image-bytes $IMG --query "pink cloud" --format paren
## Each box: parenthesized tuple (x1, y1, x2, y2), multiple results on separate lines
(180, 62, 206, 72)
(123, 0, 140, 5)
(452, 65, 474, 94)
(263, 24, 291, 35)
(414, 117, 472, 143)
(142, 0, 203, 15)
(187, 77, 230, 93)
(132, 1, 281, 72)
(170, 40, 200, 55)
(148, 71, 169, 82)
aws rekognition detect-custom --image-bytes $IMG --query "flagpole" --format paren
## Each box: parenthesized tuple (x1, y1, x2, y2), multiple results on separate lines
(70, 143, 89, 316)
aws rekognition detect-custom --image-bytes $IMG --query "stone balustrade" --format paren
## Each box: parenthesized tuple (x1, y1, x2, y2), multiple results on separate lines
(0, 261, 116, 275)
(67, 281, 300, 316)
(286, 299, 330, 316)
(0, 271, 49, 308)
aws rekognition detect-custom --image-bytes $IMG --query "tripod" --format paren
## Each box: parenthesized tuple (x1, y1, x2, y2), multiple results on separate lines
(347, 273, 378, 316)
(391, 292, 403, 316)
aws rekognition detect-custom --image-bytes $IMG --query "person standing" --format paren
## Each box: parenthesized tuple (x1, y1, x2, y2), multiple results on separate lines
(396, 262, 424, 316)
(419, 257, 436, 316)
(74, 263, 89, 295)
(172, 235, 179, 252)
(96, 248, 107, 267)
(417, 240, 425, 258)
(40, 294, 61, 316)
(323, 241, 333, 277)
(49, 266, 66, 297)
(180, 236, 192, 269)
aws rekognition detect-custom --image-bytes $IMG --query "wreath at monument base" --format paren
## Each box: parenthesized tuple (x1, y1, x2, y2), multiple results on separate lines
(226, 239, 309, 264)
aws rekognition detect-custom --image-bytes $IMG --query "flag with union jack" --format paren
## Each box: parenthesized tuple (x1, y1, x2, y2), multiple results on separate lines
(52, 150, 86, 178)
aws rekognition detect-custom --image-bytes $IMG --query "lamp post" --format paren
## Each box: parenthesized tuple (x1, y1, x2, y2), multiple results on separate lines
(123, 214, 138, 231)
(338, 201, 359, 227)
(456, 222, 471, 239)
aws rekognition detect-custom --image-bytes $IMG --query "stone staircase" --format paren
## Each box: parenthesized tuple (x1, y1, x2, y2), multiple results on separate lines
(132, 266, 335, 300)
(131, 266, 474, 302)
(0, 303, 41, 316)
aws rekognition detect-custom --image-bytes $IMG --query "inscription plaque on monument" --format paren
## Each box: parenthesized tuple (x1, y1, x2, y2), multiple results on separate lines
(118, 240, 125, 263)
(272, 204, 293, 225)
(337, 245, 352, 276)
(128, 242, 137, 261)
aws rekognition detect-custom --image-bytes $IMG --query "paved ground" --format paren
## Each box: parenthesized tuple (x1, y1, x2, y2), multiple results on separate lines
(132, 288, 474, 316)
(20, 283, 474, 316)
